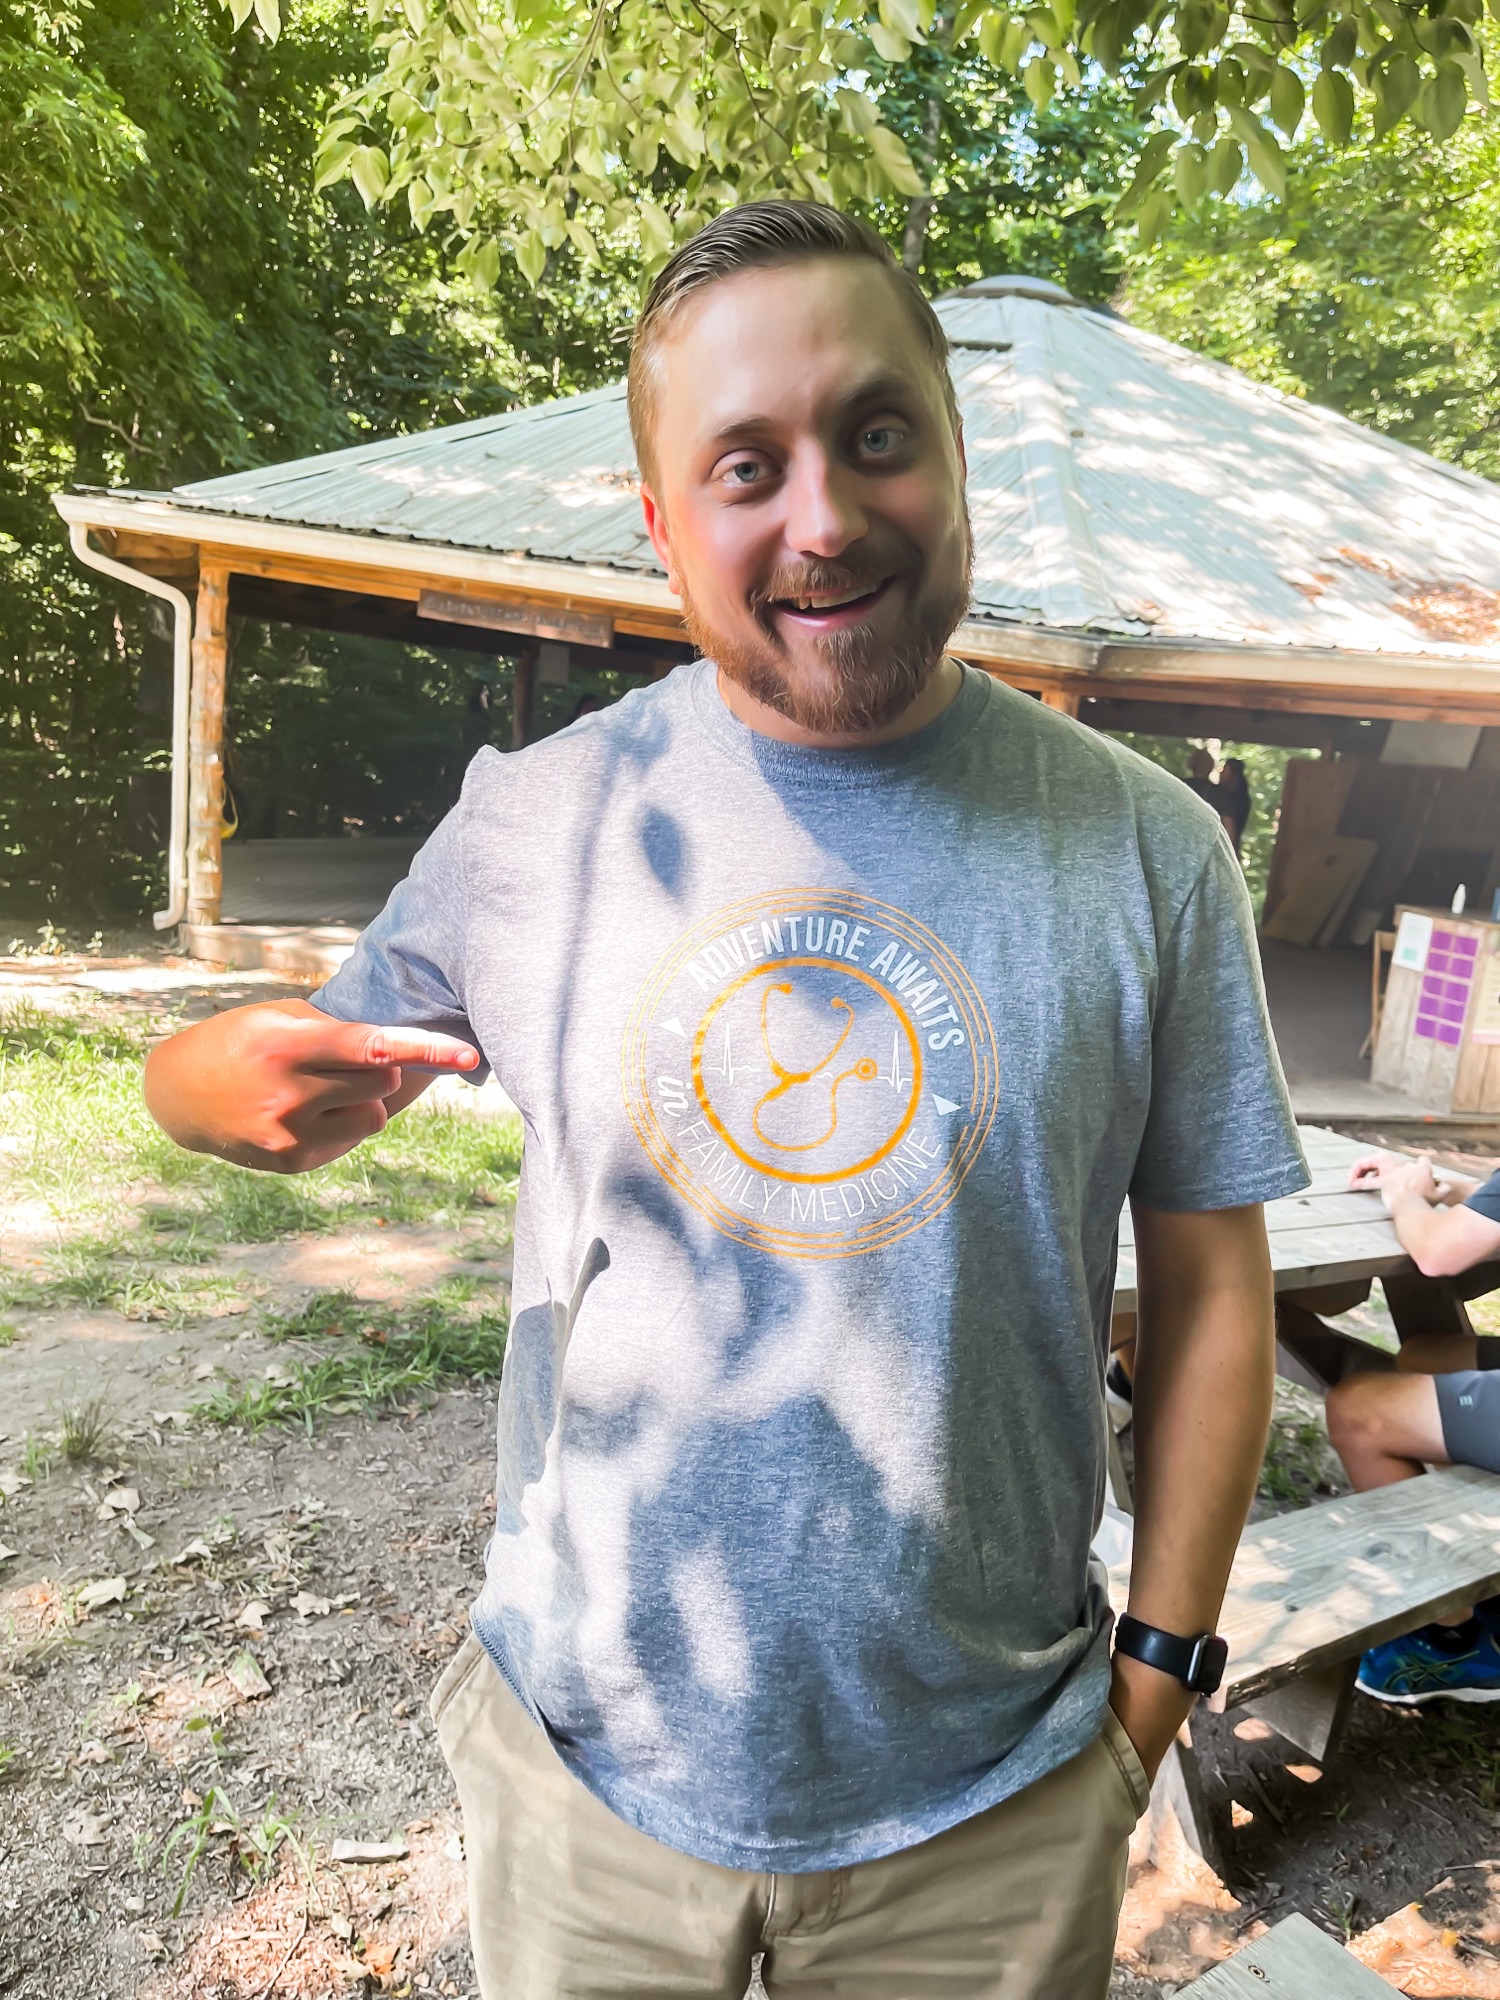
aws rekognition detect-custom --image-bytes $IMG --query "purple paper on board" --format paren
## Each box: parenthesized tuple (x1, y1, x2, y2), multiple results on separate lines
(1438, 1024, 1464, 1046)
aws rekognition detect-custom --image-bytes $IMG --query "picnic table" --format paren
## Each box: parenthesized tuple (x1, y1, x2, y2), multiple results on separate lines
(1114, 1124, 1410, 1316)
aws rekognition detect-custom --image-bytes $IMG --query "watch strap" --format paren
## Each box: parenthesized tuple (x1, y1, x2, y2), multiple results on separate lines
(1114, 1612, 1228, 1696)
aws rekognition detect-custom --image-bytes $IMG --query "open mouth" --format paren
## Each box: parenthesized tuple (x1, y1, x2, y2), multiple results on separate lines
(770, 576, 896, 631)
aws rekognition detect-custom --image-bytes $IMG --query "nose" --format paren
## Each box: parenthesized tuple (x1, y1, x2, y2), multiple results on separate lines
(783, 445, 868, 559)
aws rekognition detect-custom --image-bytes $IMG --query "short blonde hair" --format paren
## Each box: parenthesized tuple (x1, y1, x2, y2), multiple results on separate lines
(627, 200, 957, 484)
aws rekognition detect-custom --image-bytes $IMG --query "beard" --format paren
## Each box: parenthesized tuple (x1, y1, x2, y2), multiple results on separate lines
(681, 515, 974, 736)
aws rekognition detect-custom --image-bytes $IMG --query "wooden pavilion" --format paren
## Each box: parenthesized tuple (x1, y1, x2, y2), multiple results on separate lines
(54, 274, 1500, 1114)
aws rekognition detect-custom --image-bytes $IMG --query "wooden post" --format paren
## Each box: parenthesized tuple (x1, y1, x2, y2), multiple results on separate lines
(512, 642, 536, 750)
(1040, 687, 1082, 717)
(186, 563, 230, 931)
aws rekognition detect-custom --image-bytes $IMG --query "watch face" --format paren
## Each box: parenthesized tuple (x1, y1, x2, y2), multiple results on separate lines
(1194, 1635, 1229, 1695)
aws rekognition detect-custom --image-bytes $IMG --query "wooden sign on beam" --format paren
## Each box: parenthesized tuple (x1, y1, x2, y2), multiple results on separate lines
(417, 589, 613, 649)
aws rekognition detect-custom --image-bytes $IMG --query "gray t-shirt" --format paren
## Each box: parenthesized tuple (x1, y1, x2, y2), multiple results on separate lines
(314, 662, 1306, 1871)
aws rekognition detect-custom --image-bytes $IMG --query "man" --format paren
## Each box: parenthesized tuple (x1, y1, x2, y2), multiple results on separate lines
(143, 203, 1307, 1999)
(1327, 1149, 1500, 1706)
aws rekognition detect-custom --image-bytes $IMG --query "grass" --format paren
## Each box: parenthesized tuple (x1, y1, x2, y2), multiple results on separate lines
(197, 1284, 508, 1432)
(0, 998, 522, 1236)
(0, 999, 522, 1353)
(59, 1396, 113, 1465)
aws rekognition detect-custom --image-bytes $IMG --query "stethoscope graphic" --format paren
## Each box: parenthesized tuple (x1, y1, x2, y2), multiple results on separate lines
(753, 981, 878, 1152)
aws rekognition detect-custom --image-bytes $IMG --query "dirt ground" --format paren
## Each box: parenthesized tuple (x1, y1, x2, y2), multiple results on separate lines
(4, 940, 1500, 1998)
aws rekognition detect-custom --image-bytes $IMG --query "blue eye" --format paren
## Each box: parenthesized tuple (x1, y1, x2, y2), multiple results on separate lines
(861, 427, 901, 455)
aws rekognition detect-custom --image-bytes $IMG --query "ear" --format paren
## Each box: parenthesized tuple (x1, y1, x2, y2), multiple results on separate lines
(640, 485, 681, 597)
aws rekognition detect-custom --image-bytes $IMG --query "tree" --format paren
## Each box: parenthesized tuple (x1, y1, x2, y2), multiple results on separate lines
(0, 0, 635, 919)
(1121, 105, 1500, 477)
(228, 0, 1492, 293)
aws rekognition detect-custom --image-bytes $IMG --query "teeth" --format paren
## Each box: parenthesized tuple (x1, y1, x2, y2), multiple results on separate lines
(789, 584, 877, 611)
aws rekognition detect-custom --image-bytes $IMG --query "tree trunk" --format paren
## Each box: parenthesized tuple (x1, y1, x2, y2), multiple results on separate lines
(901, 26, 949, 276)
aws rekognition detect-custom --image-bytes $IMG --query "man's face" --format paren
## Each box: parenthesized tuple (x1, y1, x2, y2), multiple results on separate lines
(640, 257, 972, 735)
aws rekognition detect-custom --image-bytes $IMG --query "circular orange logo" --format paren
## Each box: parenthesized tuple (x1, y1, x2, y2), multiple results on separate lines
(622, 892, 998, 1259)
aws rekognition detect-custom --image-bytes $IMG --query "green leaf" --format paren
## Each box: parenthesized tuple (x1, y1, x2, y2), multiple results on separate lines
(470, 237, 501, 290)
(1312, 66, 1354, 141)
(1416, 60, 1468, 137)
(868, 121, 926, 194)
(1321, 16, 1358, 67)
(867, 21, 913, 60)
(1207, 132, 1244, 195)
(252, 0, 280, 40)
(1173, 141, 1207, 203)
(638, 200, 675, 262)
(515, 230, 546, 286)
(1244, 125, 1286, 197)
(1373, 49, 1420, 131)
(312, 139, 358, 192)
(1022, 56, 1056, 109)
(348, 145, 390, 209)
(1269, 63, 1304, 136)
(406, 176, 435, 229)
(226, 0, 254, 28)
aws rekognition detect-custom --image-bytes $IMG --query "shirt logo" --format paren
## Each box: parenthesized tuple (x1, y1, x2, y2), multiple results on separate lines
(622, 891, 999, 1259)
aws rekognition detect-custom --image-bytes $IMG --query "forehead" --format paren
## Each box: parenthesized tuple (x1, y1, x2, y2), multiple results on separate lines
(650, 257, 943, 453)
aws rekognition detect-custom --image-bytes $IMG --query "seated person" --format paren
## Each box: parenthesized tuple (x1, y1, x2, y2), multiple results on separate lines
(1325, 1149, 1500, 1705)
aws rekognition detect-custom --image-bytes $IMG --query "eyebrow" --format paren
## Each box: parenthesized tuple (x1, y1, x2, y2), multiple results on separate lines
(704, 371, 922, 450)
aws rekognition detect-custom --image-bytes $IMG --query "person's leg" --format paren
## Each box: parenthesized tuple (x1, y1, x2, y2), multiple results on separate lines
(430, 1635, 764, 2000)
(1325, 1357, 1452, 1491)
(761, 1712, 1149, 2000)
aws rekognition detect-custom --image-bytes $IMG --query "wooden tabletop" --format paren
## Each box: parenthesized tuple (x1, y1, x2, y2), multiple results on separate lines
(1113, 1125, 1409, 1314)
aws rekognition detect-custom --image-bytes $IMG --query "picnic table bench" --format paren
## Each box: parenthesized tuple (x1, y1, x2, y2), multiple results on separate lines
(1108, 1464, 1500, 1871)
(1176, 1915, 1403, 1996)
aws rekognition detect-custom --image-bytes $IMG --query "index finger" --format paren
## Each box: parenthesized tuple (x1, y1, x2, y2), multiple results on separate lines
(323, 1023, 481, 1073)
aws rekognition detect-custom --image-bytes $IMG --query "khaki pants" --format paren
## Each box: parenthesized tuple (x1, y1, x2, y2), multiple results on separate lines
(431, 1633, 1149, 2000)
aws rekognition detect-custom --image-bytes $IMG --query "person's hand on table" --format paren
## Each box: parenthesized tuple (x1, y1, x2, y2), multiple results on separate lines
(1347, 1150, 1455, 1210)
(144, 999, 480, 1173)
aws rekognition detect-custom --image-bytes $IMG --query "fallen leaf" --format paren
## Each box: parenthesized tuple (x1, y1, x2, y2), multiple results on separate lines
(329, 1913, 354, 1940)
(443, 1833, 463, 1862)
(172, 1537, 213, 1565)
(290, 1591, 332, 1619)
(149, 1409, 189, 1428)
(138, 1931, 167, 1959)
(75, 1740, 113, 1766)
(225, 1650, 271, 1700)
(0, 1471, 28, 1499)
(120, 1519, 155, 1552)
(0, 1542, 17, 1566)
(62, 1808, 114, 1846)
(76, 1575, 128, 1612)
(192, 1363, 215, 1380)
(98, 1487, 140, 1517)
(330, 1837, 409, 1865)
(235, 1599, 271, 1632)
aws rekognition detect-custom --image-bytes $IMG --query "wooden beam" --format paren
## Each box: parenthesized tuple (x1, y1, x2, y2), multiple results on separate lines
(1039, 687, 1082, 717)
(512, 643, 536, 750)
(186, 563, 230, 930)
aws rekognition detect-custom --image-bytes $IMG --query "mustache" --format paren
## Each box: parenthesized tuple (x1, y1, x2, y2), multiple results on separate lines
(750, 548, 912, 616)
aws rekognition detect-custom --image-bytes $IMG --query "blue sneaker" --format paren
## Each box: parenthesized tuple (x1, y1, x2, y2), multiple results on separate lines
(1357, 1623, 1500, 1705)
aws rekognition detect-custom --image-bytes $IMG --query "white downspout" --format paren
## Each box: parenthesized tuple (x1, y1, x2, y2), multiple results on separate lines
(68, 523, 192, 931)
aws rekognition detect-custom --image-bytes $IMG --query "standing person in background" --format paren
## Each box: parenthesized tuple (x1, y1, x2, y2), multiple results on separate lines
(1218, 757, 1252, 857)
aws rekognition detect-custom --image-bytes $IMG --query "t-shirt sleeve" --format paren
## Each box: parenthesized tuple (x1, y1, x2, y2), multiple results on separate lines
(1465, 1171, 1500, 1225)
(1129, 837, 1309, 1211)
(308, 792, 486, 1075)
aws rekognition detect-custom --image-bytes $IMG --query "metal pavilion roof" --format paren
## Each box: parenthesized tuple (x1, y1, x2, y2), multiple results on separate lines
(78, 276, 1500, 668)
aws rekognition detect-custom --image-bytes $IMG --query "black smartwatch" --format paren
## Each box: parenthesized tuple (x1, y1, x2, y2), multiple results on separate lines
(1114, 1613, 1227, 1696)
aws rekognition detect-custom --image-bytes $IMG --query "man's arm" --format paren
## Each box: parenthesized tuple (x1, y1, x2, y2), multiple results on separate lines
(1347, 1151, 1500, 1278)
(144, 999, 480, 1173)
(1110, 1201, 1276, 1778)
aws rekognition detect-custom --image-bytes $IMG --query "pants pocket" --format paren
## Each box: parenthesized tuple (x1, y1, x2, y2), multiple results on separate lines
(1102, 1705, 1154, 1821)
(429, 1627, 485, 1735)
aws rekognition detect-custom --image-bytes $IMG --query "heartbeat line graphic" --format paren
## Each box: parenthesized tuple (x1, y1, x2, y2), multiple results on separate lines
(706, 1023, 738, 1085)
(884, 1029, 907, 1093)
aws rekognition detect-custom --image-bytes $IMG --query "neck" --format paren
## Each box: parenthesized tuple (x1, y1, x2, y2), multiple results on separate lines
(715, 654, 964, 749)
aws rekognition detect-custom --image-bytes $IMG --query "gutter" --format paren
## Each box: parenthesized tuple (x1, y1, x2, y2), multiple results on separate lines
(66, 523, 191, 931)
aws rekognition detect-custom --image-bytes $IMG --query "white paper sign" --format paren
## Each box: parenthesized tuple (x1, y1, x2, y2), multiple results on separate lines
(1393, 910, 1434, 973)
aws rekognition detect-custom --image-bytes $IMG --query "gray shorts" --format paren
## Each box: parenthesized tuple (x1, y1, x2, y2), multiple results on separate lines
(1436, 1370, 1500, 1475)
